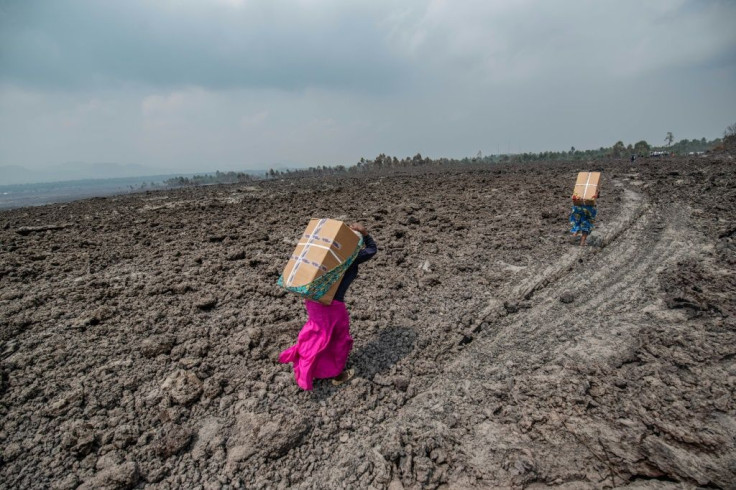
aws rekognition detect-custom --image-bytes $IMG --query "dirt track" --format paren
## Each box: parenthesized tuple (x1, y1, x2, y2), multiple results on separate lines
(1, 156, 735, 489)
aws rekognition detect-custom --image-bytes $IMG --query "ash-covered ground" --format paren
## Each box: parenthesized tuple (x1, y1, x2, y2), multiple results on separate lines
(1, 157, 735, 489)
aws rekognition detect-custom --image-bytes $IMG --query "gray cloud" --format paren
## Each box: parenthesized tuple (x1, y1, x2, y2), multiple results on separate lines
(0, 0, 409, 92)
(6, 1, 729, 93)
(1, 0, 735, 176)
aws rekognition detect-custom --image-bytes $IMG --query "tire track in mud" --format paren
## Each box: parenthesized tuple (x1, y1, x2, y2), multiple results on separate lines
(451, 184, 696, 379)
(512, 185, 648, 304)
(395, 184, 708, 487)
(446, 184, 686, 375)
(465, 183, 649, 331)
(315, 184, 705, 488)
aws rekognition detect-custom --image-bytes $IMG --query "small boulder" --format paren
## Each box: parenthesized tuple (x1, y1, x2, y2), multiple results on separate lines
(113, 425, 139, 449)
(504, 302, 520, 314)
(256, 415, 311, 459)
(393, 376, 410, 392)
(192, 418, 224, 462)
(140, 335, 175, 358)
(63, 423, 98, 458)
(78, 462, 139, 490)
(227, 250, 246, 261)
(560, 292, 575, 304)
(161, 370, 203, 406)
(196, 296, 218, 310)
(225, 445, 257, 476)
(153, 424, 193, 459)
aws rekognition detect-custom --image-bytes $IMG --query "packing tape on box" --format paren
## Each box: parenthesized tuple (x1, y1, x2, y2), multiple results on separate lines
(286, 218, 328, 287)
(582, 172, 594, 199)
(574, 173, 598, 203)
(278, 234, 363, 301)
(303, 233, 344, 250)
(296, 242, 344, 264)
(290, 255, 328, 272)
(286, 219, 354, 287)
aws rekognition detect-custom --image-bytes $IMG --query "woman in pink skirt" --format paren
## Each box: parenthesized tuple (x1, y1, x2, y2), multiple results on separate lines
(279, 223, 377, 390)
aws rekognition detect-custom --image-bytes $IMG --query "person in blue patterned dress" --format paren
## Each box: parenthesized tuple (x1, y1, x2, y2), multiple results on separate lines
(569, 203, 597, 246)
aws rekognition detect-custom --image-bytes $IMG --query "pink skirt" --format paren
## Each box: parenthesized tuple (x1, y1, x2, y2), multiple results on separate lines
(278, 300, 353, 390)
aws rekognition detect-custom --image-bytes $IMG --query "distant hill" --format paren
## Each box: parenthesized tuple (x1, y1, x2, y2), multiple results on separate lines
(0, 162, 172, 185)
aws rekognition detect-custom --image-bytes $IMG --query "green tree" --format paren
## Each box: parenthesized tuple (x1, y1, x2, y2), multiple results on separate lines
(634, 140, 650, 155)
(611, 141, 625, 158)
(665, 132, 674, 146)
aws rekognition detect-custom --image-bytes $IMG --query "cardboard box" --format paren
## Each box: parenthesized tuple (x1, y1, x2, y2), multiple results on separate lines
(280, 219, 362, 305)
(572, 172, 601, 205)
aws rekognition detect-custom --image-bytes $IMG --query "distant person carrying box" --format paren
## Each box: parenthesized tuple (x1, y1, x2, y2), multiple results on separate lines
(570, 172, 600, 246)
(278, 221, 377, 390)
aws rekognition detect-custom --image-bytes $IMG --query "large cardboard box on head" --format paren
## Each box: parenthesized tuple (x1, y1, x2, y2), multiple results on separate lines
(572, 172, 601, 205)
(279, 219, 362, 305)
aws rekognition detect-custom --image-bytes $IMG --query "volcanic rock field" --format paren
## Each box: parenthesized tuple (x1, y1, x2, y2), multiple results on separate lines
(1, 156, 735, 489)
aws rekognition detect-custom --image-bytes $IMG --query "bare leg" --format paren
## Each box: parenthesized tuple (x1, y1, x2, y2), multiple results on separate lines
(580, 232, 588, 246)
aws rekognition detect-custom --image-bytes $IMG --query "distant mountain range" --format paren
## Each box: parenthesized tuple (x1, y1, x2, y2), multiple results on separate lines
(2, 162, 276, 185)
(0, 162, 276, 185)
(0, 162, 179, 185)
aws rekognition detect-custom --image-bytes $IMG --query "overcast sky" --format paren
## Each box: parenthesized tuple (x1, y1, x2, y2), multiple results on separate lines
(1, 0, 735, 176)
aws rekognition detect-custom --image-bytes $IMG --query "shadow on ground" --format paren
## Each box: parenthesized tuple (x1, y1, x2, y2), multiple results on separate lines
(312, 325, 416, 398)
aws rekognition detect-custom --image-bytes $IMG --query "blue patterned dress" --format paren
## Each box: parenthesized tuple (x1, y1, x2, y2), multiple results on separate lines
(569, 204, 597, 234)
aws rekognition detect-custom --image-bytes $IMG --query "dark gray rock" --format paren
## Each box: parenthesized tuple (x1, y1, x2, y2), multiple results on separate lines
(560, 292, 575, 304)
(153, 424, 193, 459)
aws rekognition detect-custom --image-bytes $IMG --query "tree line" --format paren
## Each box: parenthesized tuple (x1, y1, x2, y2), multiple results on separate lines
(162, 170, 257, 187)
(161, 133, 726, 188)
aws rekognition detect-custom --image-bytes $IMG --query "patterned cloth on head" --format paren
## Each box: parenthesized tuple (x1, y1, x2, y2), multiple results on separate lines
(569, 204, 597, 234)
(278, 299, 353, 391)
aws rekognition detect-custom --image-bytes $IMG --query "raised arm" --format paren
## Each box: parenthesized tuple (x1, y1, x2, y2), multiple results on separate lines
(355, 234, 377, 265)
(350, 223, 377, 265)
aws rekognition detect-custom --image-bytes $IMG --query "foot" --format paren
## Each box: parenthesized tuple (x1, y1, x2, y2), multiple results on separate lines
(331, 368, 355, 386)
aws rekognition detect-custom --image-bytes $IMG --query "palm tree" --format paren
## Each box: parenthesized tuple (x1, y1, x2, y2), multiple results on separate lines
(665, 132, 674, 147)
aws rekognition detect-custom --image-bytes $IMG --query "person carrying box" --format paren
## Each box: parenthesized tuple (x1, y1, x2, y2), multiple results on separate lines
(279, 223, 377, 390)
(570, 172, 600, 246)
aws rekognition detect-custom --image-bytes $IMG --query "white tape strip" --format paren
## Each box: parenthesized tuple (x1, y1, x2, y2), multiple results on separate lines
(290, 255, 328, 272)
(296, 242, 343, 264)
(576, 173, 598, 202)
(286, 218, 327, 286)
